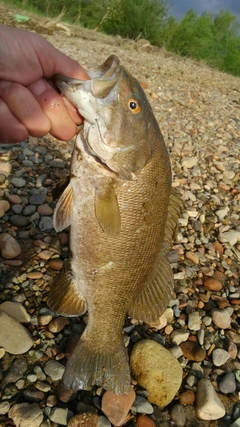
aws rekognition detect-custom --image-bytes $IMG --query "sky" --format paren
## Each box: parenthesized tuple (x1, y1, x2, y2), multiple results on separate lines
(169, 0, 240, 22)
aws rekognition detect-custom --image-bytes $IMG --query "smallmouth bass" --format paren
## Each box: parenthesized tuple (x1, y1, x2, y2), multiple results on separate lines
(48, 55, 181, 394)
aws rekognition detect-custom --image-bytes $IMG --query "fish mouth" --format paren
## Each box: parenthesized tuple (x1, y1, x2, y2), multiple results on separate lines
(54, 55, 121, 99)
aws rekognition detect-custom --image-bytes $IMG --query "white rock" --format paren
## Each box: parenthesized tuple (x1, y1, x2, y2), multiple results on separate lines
(171, 330, 190, 345)
(0, 301, 30, 323)
(181, 157, 198, 169)
(0, 310, 33, 354)
(212, 348, 230, 366)
(220, 230, 240, 246)
(230, 418, 240, 427)
(188, 312, 201, 331)
(8, 403, 43, 427)
(196, 378, 225, 420)
(44, 360, 65, 381)
(215, 206, 230, 221)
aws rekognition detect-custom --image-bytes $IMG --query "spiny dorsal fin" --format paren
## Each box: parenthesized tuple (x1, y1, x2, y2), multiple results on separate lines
(53, 183, 73, 232)
(95, 183, 121, 237)
(48, 261, 87, 316)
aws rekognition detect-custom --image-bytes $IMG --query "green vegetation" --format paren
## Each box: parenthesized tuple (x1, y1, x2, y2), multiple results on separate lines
(4, 0, 240, 77)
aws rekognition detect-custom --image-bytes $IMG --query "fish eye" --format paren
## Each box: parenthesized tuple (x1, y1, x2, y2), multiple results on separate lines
(128, 98, 141, 114)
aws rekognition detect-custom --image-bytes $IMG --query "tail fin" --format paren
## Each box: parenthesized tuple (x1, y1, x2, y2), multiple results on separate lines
(62, 334, 131, 394)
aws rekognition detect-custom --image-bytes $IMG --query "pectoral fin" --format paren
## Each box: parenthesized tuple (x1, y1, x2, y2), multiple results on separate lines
(95, 183, 121, 237)
(53, 183, 73, 232)
(48, 261, 87, 316)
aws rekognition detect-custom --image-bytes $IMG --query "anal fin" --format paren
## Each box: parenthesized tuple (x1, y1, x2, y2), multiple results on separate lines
(47, 261, 87, 317)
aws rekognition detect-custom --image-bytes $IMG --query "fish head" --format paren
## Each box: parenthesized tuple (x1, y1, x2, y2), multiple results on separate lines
(55, 55, 161, 180)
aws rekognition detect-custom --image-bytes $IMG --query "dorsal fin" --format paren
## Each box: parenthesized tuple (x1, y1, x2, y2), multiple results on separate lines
(128, 189, 182, 323)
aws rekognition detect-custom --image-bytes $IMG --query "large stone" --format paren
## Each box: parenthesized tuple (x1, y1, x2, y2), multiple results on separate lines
(0, 301, 30, 323)
(8, 402, 43, 427)
(195, 378, 225, 420)
(0, 310, 33, 354)
(130, 339, 182, 407)
(102, 388, 135, 426)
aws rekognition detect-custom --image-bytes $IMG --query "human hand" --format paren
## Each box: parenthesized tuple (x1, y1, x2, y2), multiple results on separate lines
(0, 24, 89, 144)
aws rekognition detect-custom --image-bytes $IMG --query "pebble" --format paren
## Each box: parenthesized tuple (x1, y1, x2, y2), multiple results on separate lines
(181, 157, 198, 168)
(8, 402, 43, 427)
(0, 233, 21, 259)
(180, 341, 206, 362)
(2, 358, 28, 387)
(221, 230, 240, 246)
(136, 415, 156, 427)
(0, 161, 12, 176)
(48, 258, 64, 270)
(188, 311, 201, 331)
(230, 419, 240, 427)
(0, 301, 30, 323)
(97, 416, 111, 427)
(185, 251, 199, 265)
(219, 372, 236, 394)
(37, 204, 54, 215)
(204, 278, 223, 291)
(38, 216, 53, 230)
(101, 388, 135, 426)
(130, 340, 182, 407)
(0, 199, 10, 217)
(44, 360, 65, 381)
(48, 317, 69, 333)
(0, 401, 10, 415)
(170, 404, 186, 427)
(131, 396, 154, 414)
(11, 177, 26, 187)
(29, 193, 46, 205)
(179, 390, 195, 405)
(211, 309, 231, 329)
(0, 310, 33, 354)
(171, 330, 190, 345)
(68, 412, 98, 427)
(195, 378, 226, 420)
(23, 205, 36, 216)
(27, 272, 43, 279)
(212, 348, 230, 366)
(49, 407, 74, 425)
(7, 193, 22, 204)
(10, 215, 30, 227)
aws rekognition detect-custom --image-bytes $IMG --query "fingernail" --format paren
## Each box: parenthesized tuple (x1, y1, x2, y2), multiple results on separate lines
(28, 79, 48, 96)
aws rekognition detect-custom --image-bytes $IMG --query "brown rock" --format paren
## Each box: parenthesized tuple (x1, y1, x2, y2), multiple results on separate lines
(48, 258, 64, 270)
(180, 341, 206, 362)
(68, 413, 98, 427)
(27, 272, 43, 279)
(101, 388, 136, 427)
(58, 232, 69, 246)
(38, 250, 53, 260)
(137, 415, 156, 427)
(48, 317, 69, 333)
(212, 242, 224, 254)
(37, 204, 54, 216)
(0, 233, 21, 259)
(228, 341, 238, 359)
(57, 381, 78, 403)
(0, 200, 10, 218)
(179, 389, 195, 405)
(204, 278, 223, 291)
(185, 251, 199, 265)
(7, 194, 22, 204)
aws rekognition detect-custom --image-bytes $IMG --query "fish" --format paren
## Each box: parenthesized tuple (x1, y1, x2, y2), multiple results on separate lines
(48, 55, 181, 394)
